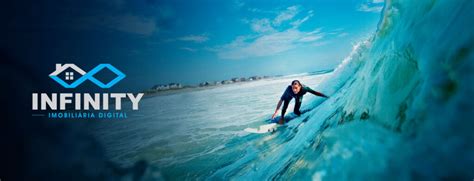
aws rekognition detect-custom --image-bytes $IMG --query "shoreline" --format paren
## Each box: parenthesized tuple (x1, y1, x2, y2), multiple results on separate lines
(142, 69, 334, 99)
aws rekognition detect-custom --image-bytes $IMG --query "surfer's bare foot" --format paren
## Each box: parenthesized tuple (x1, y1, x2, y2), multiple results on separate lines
(278, 118, 285, 125)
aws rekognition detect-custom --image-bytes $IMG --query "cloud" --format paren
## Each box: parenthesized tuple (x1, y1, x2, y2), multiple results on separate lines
(325, 28, 349, 38)
(273, 6, 300, 26)
(357, 4, 383, 12)
(299, 34, 323, 42)
(210, 5, 342, 60)
(234, 0, 245, 9)
(244, 5, 310, 31)
(290, 10, 314, 28)
(338, 32, 349, 37)
(357, 0, 384, 13)
(247, 8, 276, 14)
(214, 28, 324, 59)
(180, 47, 197, 52)
(250, 18, 275, 33)
(211, 5, 329, 60)
(178, 34, 209, 43)
(245, 6, 312, 32)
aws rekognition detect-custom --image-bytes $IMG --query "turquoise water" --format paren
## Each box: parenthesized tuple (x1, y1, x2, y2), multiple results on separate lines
(90, 73, 331, 179)
(89, 0, 474, 180)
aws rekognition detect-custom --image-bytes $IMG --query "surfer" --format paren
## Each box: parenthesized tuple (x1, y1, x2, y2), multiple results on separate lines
(271, 80, 329, 124)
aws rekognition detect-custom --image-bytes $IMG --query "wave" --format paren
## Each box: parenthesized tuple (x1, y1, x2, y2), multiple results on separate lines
(210, 0, 474, 179)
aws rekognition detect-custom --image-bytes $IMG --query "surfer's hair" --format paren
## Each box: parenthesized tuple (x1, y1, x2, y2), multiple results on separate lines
(291, 80, 302, 86)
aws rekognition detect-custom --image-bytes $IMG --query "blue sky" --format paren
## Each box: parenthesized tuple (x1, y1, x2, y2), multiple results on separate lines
(4, 0, 384, 91)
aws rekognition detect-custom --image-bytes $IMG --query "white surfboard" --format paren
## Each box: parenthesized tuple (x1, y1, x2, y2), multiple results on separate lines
(244, 123, 280, 134)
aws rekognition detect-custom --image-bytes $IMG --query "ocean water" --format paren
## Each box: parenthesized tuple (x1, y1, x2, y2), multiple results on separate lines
(90, 73, 332, 179)
(88, 0, 474, 180)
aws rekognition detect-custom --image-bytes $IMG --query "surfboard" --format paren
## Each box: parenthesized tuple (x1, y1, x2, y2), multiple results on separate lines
(244, 123, 281, 134)
(267, 109, 309, 124)
(245, 110, 310, 134)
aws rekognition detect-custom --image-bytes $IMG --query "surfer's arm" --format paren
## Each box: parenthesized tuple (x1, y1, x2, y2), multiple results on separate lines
(306, 87, 329, 98)
(273, 86, 291, 118)
(272, 99, 283, 119)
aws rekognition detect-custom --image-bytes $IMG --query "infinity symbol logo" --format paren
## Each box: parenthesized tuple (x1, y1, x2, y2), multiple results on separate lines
(49, 64, 126, 88)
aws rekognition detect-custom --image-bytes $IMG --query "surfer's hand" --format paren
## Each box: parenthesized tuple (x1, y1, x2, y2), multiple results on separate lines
(271, 111, 279, 119)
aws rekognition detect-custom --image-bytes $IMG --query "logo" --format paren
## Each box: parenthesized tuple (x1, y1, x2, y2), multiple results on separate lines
(49, 63, 126, 88)
(32, 63, 144, 119)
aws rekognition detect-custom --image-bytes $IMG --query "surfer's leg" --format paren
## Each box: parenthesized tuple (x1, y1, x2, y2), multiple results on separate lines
(281, 99, 290, 117)
(280, 100, 290, 124)
(294, 97, 302, 116)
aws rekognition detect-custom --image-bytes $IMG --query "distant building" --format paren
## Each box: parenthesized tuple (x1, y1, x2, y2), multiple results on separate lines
(151, 83, 182, 91)
(149, 74, 276, 93)
(199, 81, 211, 87)
(152, 84, 169, 90)
(249, 76, 262, 81)
(221, 80, 233, 84)
(231, 77, 240, 82)
(169, 83, 182, 89)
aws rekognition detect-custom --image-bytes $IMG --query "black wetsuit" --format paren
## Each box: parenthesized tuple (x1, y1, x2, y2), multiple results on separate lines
(280, 85, 327, 117)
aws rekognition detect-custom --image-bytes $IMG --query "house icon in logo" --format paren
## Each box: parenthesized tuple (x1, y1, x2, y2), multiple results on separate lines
(52, 63, 86, 80)
(49, 63, 126, 88)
